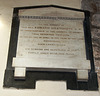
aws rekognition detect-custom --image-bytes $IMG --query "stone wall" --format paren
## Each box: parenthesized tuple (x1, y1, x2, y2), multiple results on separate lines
(82, 0, 100, 83)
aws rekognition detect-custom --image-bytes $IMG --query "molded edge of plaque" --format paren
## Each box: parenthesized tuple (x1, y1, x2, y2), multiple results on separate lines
(12, 57, 91, 70)
(12, 57, 91, 79)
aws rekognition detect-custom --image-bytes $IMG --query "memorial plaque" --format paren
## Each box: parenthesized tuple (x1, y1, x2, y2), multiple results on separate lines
(13, 7, 90, 70)
(4, 5, 98, 90)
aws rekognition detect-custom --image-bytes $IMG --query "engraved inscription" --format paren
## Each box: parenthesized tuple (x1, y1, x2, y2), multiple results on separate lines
(16, 17, 86, 59)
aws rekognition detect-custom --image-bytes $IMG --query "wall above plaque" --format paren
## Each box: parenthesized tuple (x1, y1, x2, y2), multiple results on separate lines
(3, 5, 98, 90)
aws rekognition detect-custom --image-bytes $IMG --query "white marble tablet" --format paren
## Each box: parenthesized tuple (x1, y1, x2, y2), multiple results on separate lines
(12, 7, 91, 79)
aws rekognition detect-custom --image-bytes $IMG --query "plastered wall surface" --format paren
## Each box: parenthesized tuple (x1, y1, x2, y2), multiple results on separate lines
(0, 0, 100, 96)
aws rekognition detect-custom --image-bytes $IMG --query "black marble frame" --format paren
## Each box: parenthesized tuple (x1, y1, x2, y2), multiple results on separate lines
(3, 5, 98, 90)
